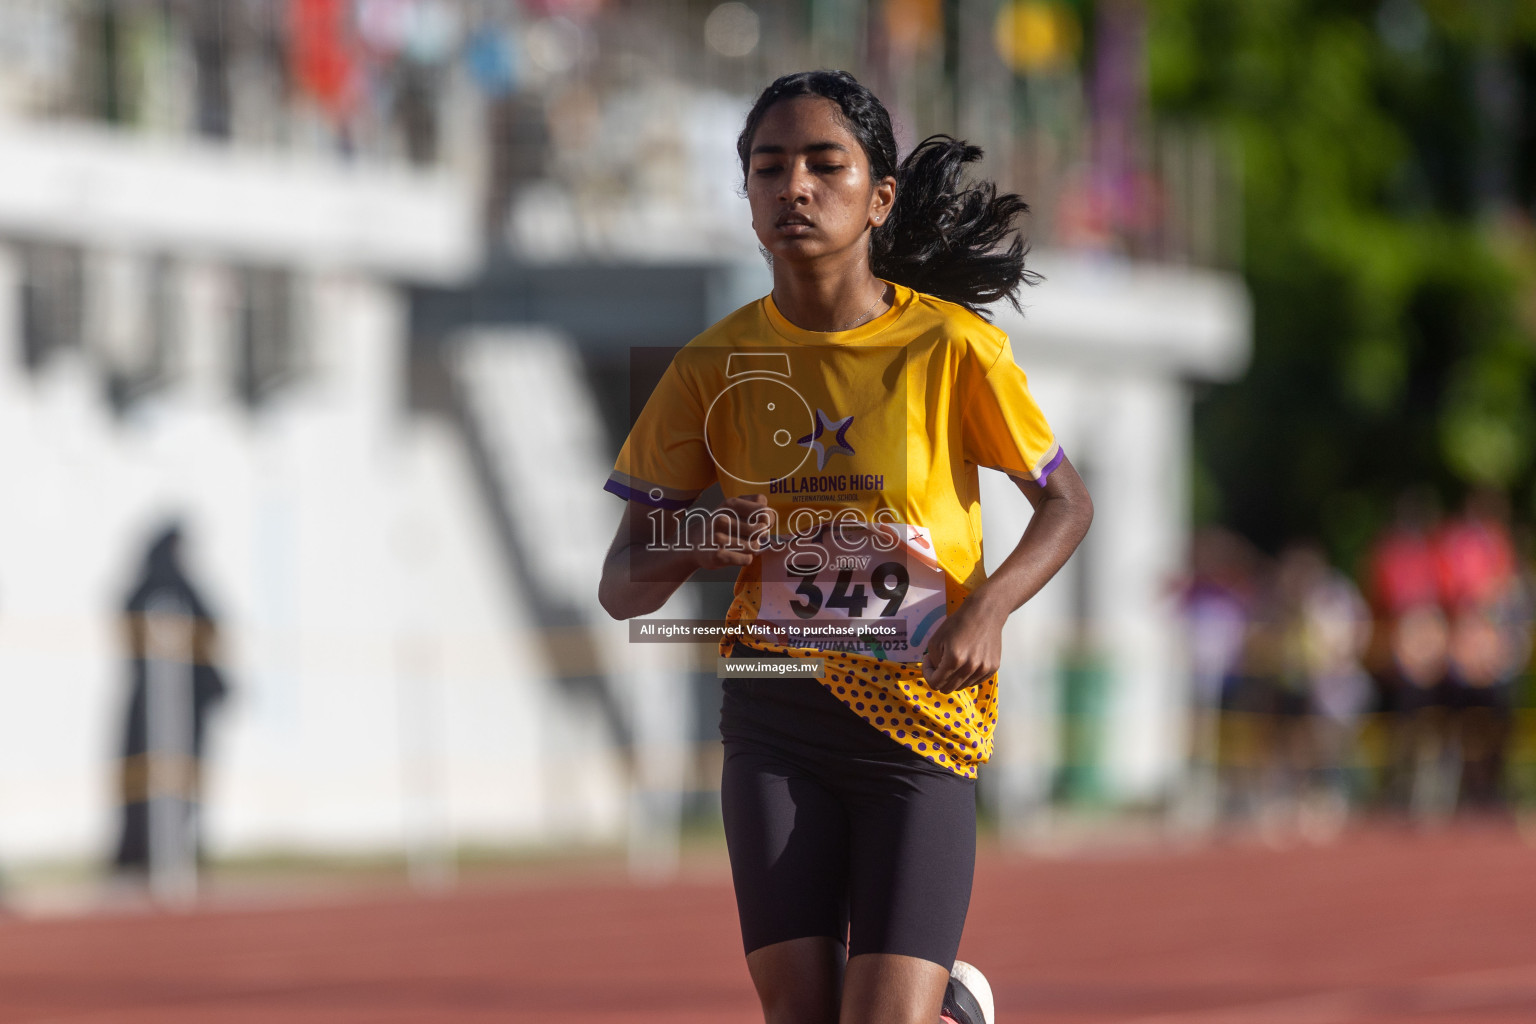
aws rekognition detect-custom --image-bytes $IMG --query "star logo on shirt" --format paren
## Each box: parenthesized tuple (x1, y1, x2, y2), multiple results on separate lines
(797, 409, 855, 470)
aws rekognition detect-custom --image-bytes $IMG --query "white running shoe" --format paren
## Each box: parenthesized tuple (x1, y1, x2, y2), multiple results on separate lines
(942, 960, 995, 1024)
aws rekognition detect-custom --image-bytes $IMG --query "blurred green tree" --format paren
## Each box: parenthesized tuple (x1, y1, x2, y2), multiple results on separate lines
(1147, 0, 1536, 567)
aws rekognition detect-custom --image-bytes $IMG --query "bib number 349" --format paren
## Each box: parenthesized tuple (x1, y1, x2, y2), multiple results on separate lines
(758, 522, 947, 663)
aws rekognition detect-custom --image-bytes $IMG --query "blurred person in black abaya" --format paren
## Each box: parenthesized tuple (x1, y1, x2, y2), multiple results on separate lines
(113, 523, 228, 876)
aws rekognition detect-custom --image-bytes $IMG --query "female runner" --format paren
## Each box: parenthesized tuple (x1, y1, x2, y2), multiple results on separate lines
(599, 70, 1092, 1024)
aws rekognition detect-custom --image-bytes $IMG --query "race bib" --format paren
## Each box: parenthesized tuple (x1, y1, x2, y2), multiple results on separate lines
(757, 521, 947, 662)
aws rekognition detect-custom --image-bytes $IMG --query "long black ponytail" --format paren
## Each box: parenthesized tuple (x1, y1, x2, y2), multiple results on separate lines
(736, 70, 1038, 319)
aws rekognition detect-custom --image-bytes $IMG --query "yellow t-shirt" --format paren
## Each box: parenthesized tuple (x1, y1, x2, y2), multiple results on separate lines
(605, 281, 1062, 778)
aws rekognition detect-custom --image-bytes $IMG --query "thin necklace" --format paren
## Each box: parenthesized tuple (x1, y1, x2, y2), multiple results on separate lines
(836, 287, 886, 331)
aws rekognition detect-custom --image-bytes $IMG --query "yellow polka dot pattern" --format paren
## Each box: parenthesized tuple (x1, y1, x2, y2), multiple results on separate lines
(721, 587, 997, 779)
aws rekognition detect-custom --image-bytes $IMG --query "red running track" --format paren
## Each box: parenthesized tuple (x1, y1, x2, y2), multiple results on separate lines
(2, 824, 1534, 1023)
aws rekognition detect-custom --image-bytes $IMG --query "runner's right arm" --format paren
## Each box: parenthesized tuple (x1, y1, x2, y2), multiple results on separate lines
(599, 494, 768, 619)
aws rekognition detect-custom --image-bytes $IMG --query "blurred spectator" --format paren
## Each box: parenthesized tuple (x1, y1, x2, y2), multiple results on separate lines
(1218, 541, 1372, 839)
(1178, 528, 1260, 825)
(1217, 548, 1283, 823)
(1437, 490, 1532, 810)
(113, 524, 228, 887)
(1275, 542, 1372, 837)
(1184, 529, 1256, 711)
(1366, 491, 1453, 819)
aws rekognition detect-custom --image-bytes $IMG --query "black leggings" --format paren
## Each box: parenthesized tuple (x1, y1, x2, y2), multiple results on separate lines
(719, 646, 976, 967)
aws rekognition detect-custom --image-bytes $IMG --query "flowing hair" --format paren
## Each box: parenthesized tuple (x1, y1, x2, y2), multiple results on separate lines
(736, 69, 1038, 319)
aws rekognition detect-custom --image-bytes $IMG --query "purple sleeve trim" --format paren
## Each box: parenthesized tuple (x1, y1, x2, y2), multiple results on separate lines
(1034, 447, 1066, 487)
(603, 477, 695, 510)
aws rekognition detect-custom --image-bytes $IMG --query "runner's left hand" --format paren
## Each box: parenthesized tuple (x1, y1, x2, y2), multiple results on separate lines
(921, 596, 1005, 693)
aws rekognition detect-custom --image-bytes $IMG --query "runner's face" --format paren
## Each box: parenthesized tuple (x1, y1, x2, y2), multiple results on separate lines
(747, 97, 895, 265)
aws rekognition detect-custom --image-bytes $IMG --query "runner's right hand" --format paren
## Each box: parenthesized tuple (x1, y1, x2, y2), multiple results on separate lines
(696, 493, 771, 570)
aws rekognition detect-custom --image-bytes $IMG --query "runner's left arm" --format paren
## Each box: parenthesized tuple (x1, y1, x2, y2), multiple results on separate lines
(922, 456, 1092, 693)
